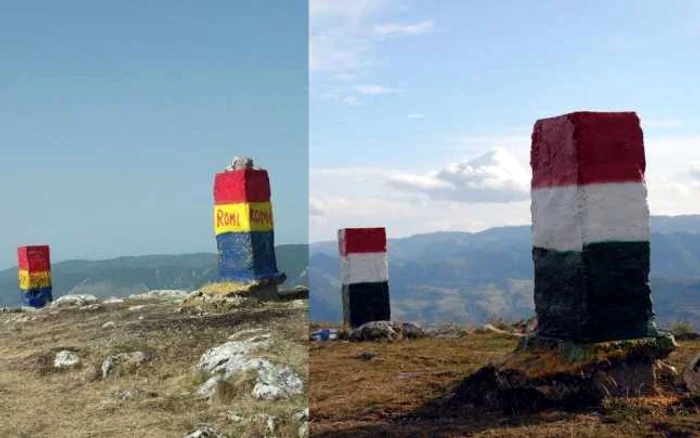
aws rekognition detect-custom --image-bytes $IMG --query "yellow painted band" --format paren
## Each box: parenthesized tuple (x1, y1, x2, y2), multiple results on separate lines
(18, 270, 52, 290)
(214, 202, 274, 235)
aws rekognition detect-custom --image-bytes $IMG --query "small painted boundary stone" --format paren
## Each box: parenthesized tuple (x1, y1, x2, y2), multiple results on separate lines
(338, 227, 390, 328)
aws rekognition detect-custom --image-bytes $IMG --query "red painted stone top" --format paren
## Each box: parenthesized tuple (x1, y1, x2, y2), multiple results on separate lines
(530, 111, 646, 188)
(17, 245, 51, 272)
(213, 169, 271, 204)
(338, 228, 387, 256)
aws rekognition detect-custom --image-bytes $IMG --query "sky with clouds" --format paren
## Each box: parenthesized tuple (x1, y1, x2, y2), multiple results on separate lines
(310, 0, 700, 242)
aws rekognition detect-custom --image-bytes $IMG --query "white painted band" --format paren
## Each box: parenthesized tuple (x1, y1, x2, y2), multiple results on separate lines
(340, 252, 389, 285)
(532, 182, 649, 251)
(531, 184, 582, 252)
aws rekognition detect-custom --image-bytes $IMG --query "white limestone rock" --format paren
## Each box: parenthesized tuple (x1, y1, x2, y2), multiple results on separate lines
(54, 350, 81, 369)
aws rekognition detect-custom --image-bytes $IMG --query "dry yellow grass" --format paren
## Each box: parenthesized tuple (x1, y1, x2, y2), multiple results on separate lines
(309, 330, 700, 437)
(198, 281, 257, 296)
(0, 297, 308, 437)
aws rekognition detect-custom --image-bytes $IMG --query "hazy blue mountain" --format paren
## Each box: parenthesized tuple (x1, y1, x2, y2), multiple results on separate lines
(0, 244, 308, 307)
(310, 215, 700, 328)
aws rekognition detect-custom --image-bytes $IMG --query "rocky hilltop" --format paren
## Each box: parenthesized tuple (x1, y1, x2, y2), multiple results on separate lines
(309, 320, 700, 437)
(0, 290, 308, 438)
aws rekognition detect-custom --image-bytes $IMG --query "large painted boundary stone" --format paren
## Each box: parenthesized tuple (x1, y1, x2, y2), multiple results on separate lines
(530, 111, 658, 343)
(213, 166, 283, 284)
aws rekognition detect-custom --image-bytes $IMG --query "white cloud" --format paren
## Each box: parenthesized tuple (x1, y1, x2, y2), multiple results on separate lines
(387, 149, 530, 203)
(374, 20, 435, 36)
(310, 198, 326, 217)
(309, 0, 385, 74)
(647, 176, 700, 216)
(310, 128, 700, 242)
(408, 113, 426, 119)
(352, 84, 403, 95)
(309, 34, 373, 73)
(310, 0, 434, 105)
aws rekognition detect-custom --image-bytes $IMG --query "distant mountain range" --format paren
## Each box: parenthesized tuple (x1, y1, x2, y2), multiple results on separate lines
(6, 215, 700, 330)
(0, 245, 308, 307)
(310, 215, 700, 329)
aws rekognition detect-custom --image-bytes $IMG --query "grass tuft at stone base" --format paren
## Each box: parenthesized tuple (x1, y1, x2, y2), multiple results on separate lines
(449, 333, 679, 414)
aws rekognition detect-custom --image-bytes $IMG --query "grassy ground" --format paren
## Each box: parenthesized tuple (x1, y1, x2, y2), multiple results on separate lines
(309, 329, 700, 437)
(0, 297, 308, 438)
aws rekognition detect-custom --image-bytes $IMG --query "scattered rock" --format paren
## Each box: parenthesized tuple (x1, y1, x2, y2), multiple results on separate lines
(226, 411, 246, 423)
(393, 321, 424, 339)
(348, 321, 425, 342)
(103, 297, 125, 305)
(0, 306, 26, 314)
(81, 303, 102, 311)
(195, 336, 303, 400)
(101, 351, 150, 379)
(252, 361, 304, 400)
(128, 290, 190, 301)
(113, 389, 138, 400)
(295, 408, 309, 422)
(295, 408, 309, 437)
(298, 421, 308, 438)
(426, 326, 469, 339)
(278, 286, 309, 300)
(183, 424, 228, 438)
(128, 305, 147, 312)
(51, 294, 99, 308)
(683, 352, 700, 394)
(248, 414, 278, 436)
(356, 352, 376, 361)
(348, 321, 399, 342)
(54, 350, 81, 369)
(478, 324, 524, 337)
(102, 321, 116, 329)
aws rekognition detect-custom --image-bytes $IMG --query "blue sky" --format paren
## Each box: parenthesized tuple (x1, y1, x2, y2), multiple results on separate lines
(0, 1, 308, 269)
(310, 0, 700, 241)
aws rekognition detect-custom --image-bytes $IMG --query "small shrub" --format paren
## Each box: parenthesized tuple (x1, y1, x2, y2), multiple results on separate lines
(487, 316, 512, 331)
(670, 320, 695, 335)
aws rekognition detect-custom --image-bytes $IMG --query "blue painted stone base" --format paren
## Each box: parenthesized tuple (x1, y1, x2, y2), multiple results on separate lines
(216, 231, 284, 283)
(20, 287, 53, 308)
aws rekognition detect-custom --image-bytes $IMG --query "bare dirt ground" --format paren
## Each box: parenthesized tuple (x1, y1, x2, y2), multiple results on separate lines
(0, 296, 308, 437)
(309, 328, 700, 437)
